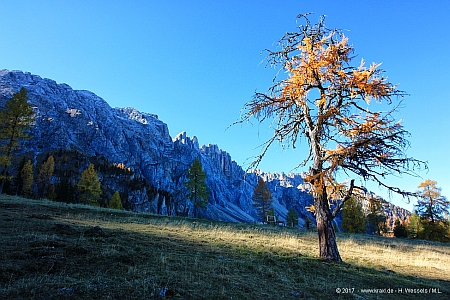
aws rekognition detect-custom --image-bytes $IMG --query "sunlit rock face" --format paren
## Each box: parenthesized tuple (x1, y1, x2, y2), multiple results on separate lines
(0, 69, 409, 227)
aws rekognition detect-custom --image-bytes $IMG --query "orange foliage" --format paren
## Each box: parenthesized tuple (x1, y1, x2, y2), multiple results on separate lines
(241, 14, 425, 201)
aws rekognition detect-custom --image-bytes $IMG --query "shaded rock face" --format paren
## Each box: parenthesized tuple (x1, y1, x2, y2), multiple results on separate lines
(0, 70, 410, 227)
(0, 69, 314, 224)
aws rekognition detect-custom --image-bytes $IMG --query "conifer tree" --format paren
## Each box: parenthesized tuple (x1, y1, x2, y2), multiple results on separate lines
(55, 177, 76, 203)
(341, 196, 366, 233)
(407, 212, 421, 239)
(305, 216, 312, 230)
(286, 208, 299, 227)
(20, 159, 33, 197)
(252, 178, 273, 222)
(416, 180, 449, 224)
(393, 219, 408, 238)
(366, 199, 387, 235)
(38, 155, 55, 198)
(238, 14, 426, 260)
(78, 164, 102, 206)
(414, 180, 449, 242)
(184, 158, 209, 217)
(0, 87, 34, 193)
(109, 191, 123, 210)
(14, 157, 27, 195)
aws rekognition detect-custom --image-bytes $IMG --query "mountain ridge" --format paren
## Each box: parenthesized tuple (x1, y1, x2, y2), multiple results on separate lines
(0, 69, 410, 227)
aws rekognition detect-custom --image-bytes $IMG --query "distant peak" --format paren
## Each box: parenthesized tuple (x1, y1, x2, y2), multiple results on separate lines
(174, 131, 199, 149)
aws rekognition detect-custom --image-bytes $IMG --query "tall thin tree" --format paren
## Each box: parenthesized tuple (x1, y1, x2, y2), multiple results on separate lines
(20, 159, 33, 197)
(0, 87, 34, 193)
(38, 155, 55, 198)
(184, 158, 209, 217)
(238, 14, 426, 261)
(252, 178, 273, 222)
(78, 163, 102, 206)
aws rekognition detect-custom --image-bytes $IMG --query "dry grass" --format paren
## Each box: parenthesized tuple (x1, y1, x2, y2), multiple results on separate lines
(1, 194, 449, 299)
(339, 234, 450, 281)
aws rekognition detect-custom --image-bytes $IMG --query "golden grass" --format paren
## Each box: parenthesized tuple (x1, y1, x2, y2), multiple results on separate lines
(1, 194, 449, 299)
(339, 234, 450, 281)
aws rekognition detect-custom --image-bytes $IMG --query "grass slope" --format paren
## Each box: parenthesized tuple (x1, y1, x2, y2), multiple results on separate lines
(1, 195, 449, 299)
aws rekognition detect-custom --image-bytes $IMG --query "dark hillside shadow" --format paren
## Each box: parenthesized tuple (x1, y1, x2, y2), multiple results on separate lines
(1, 196, 448, 299)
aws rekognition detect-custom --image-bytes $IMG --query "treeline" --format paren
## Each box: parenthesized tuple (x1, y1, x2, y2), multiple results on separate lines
(342, 180, 450, 243)
(1, 149, 138, 209)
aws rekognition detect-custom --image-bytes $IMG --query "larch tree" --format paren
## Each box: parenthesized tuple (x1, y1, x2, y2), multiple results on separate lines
(38, 155, 55, 198)
(415, 179, 449, 224)
(78, 163, 102, 206)
(0, 87, 34, 193)
(252, 178, 273, 222)
(109, 191, 123, 210)
(20, 159, 33, 197)
(184, 158, 209, 217)
(415, 179, 449, 242)
(238, 14, 426, 261)
(341, 196, 366, 234)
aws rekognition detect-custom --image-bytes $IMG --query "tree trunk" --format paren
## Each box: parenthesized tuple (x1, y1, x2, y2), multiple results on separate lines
(314, 193, 342, 261)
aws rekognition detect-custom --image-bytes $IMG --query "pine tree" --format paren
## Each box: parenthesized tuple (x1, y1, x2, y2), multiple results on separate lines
(0, 87, 34, 193)
(78, 164, 102, 206)
(252, 178, 273, 223)
(286, 208, 299, 227)
(183, 158, 209, 217)
(38, 155, 54, 198)
(342, 197, 366, 233)
(109, 191, 123, 210)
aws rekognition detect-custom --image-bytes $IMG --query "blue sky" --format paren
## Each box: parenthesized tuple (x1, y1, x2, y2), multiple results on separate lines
(1, 1, 449, 211)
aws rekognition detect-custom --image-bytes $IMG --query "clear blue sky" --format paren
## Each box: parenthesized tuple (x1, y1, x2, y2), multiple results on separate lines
(1, 1, 449, 211)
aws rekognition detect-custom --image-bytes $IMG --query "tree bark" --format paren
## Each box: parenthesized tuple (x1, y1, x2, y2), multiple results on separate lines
(314, 192, 342, 261)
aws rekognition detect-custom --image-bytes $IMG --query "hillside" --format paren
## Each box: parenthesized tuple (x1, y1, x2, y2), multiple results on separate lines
(1, 195, 448, 299)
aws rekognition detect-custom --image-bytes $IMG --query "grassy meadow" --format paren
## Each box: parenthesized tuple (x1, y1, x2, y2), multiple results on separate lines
(1, 194, 449, 299)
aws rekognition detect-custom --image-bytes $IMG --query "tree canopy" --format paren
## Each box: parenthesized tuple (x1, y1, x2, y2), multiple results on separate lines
(238, 14, 426, 261)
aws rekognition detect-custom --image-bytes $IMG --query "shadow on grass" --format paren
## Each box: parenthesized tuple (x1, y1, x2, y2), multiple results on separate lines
(0, 195, 449, 299)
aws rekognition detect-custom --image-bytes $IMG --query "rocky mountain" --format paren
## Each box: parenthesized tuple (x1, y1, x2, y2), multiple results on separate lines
(0, 69, 409, 228)
(0, 69, 315, 224)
